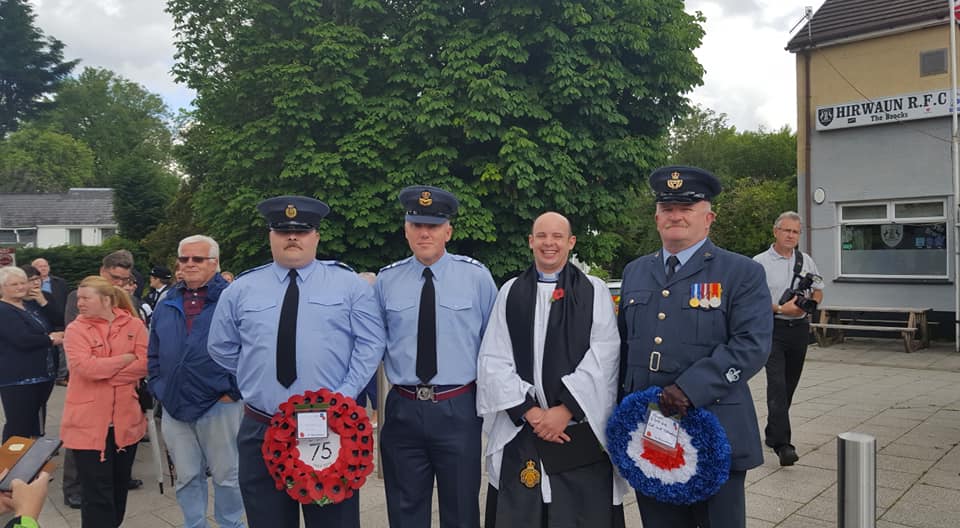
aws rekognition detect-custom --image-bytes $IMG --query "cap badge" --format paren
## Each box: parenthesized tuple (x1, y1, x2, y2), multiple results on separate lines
(666, 171, 684, 190)
(419, 191, 433, 207)
(519, 460, 541, 488)
(285, 205, 298, 219)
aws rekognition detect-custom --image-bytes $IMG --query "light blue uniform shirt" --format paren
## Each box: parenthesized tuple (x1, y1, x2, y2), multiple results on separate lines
(375, 251, 497, 386)
(662, 237, 708, 273)
(207, 259, 386, 414)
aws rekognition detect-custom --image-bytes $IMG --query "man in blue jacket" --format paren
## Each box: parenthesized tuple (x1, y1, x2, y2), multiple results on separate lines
(148, 234, 244, 528)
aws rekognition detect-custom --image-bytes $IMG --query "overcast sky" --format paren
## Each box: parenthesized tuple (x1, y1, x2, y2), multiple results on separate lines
(28, 0, 826, 132)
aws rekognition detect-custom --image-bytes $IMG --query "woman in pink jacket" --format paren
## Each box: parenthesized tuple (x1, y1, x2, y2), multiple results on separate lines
(61, 276, 147, 528)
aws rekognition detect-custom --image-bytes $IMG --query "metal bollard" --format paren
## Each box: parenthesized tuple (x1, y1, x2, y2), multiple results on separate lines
(837, 432, 876, 528)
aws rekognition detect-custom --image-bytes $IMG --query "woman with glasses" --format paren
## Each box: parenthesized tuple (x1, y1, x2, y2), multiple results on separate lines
(0, 266, 62, 442)
(61, 275, 147, 527)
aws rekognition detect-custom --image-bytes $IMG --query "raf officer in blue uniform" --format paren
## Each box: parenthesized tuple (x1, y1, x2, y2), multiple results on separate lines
(375, 185, 498, 528)
(207, 196, 386, 528)
(618, 167, 772, 528)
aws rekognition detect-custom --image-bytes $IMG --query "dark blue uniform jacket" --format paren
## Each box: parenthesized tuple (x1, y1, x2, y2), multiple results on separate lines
(619, 239, 772, 470)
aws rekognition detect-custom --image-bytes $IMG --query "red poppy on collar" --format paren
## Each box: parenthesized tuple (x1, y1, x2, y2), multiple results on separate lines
(552, 288, 565, 302)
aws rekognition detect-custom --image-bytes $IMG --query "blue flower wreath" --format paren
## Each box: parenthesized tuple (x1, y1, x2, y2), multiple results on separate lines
(606, 386, 731, 505)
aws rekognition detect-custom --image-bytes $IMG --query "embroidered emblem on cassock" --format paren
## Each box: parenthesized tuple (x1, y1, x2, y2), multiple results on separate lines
(519, 460, 541, 489)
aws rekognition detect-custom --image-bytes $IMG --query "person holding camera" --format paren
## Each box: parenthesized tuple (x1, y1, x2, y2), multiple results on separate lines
(753, 211, 823, 466)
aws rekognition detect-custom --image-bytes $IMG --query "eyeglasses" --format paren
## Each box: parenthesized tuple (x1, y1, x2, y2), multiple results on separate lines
(106, 271, 132, 285)
(177, 256, 217, 264)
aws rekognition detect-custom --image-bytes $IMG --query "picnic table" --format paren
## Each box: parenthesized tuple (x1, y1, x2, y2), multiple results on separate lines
(809, 305, 931, 353)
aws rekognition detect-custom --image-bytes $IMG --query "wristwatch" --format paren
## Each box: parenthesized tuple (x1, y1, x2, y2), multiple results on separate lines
(775, 305, 783, 314)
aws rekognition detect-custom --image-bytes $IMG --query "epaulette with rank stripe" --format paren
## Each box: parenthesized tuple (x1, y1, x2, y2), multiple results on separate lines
(379, 256, 412, 274)
(450, 254, 486, 268)
(319, 260, 355, 273)
(234, 262, 271, 280)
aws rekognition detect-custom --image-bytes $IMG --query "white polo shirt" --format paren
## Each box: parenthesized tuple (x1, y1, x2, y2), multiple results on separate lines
(753, 245, 823, 321)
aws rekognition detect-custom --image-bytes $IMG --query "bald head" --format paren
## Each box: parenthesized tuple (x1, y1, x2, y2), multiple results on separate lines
(529, 212, 576, 274)
(532, 212, 572, 237)
(31, 258, 50, 279)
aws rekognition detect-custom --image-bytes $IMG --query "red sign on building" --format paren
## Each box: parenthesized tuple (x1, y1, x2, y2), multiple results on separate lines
(0, 247, 16, 267)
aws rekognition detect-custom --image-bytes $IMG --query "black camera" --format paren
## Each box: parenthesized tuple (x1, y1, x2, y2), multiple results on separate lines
(778, 272, 822, 315)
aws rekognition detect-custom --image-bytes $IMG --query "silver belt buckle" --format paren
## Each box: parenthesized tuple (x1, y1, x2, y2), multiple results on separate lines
(649, 351, 661, 372)
(416, 386, 436, 402)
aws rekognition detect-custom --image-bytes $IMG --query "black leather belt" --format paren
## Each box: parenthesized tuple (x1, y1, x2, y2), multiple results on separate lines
(394, 382, 475, 403)
(774, 318, 809, 328)
(244, 404, 273, 424)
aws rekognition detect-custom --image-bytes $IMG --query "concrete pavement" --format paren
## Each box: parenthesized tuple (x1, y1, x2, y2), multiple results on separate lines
(9, 337, 960, 527)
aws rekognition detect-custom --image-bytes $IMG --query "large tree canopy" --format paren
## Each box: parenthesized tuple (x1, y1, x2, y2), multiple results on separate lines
(0, 126, 94, 192)
(0, 0, 77, 136)
(36, 67, 179, 240)
(169, 0, 705, 277)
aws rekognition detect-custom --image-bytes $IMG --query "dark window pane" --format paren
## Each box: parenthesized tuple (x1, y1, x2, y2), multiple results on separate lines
(840, 222, 947, 275)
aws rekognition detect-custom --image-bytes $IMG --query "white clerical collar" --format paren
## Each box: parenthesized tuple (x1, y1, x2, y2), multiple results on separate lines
(537, 270, 560, 283)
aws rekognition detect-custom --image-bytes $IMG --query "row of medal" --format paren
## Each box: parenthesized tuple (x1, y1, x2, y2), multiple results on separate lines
(689, 283, 722, 309)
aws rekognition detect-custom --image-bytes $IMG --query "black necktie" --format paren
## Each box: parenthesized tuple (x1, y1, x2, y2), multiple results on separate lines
(666, 255, 680, 280)
(416, 267, 437, 384)
(277, 269, 299, 388)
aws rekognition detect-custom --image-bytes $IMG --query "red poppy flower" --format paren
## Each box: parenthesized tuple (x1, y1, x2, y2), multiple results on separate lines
(347, 473, 367, 490)
(288, 479, 311, 502)
(552, 288, 565, 302)
(278, 401, 296, 417)
(322, 475, 347, 503)
(308, 477, 332, 504)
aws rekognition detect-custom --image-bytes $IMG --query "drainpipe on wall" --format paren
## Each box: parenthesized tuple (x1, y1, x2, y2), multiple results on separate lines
(950, 1, 960, 352)
(803, 50, 813, 253)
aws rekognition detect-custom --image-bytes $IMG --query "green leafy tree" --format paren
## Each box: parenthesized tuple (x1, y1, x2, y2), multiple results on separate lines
(711, 178, 797, 257)
(168, 0, 705, 277)
(0, 0, 77, 135)
(0, 126, 94, 191)
(670, 105, 796, 182)
(668, 104, 798, 257)
(36, 67, 179, 240)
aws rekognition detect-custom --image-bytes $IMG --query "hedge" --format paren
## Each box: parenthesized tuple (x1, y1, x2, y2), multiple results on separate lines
(16, 237, 156, 291)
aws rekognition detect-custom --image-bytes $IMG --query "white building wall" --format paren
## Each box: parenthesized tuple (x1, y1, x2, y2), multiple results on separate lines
(34, 225, 118, 248)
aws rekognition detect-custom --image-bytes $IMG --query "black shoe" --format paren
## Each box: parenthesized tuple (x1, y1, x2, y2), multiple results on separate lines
(64, 494, 82, 509)
(127, 478, 143, 490)
(776, 445, 799, 466)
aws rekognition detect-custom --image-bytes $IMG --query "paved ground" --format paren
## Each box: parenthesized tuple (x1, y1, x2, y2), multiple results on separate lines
(7, 337, 960, 527)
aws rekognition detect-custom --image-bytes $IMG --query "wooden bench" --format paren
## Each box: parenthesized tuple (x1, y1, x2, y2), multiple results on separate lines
(810, 306, 931, 353)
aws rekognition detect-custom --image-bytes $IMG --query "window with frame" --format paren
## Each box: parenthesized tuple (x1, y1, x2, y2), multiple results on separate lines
(101, 228, 116, 241)
(67, 229, 82, 246)
(920, 48, 948, 77)
(839, 200, 947, 277)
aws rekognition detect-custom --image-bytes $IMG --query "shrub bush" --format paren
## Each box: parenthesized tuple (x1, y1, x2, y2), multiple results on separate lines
(18, 237, 149, 290)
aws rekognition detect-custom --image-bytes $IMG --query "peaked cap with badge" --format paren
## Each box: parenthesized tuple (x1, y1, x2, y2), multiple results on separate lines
(649, 165, 722, 203)
(256, 195, 331, 232)
(150, 265, 172, 280)
(398, 185, 459, 225)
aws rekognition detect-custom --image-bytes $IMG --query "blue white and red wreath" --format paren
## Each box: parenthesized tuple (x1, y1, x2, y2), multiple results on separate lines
(606, 386, 731, 505)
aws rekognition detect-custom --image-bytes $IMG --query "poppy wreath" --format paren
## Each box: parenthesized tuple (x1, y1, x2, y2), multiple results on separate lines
(262, 388, 375, 506)
(606, 386, 731, 505)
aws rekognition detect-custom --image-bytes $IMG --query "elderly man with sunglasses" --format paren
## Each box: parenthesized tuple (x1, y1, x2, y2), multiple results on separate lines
(147, 235, 245, 528)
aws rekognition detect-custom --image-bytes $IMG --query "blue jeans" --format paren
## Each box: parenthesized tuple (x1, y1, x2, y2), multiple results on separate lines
(162, 400, 245, 528)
